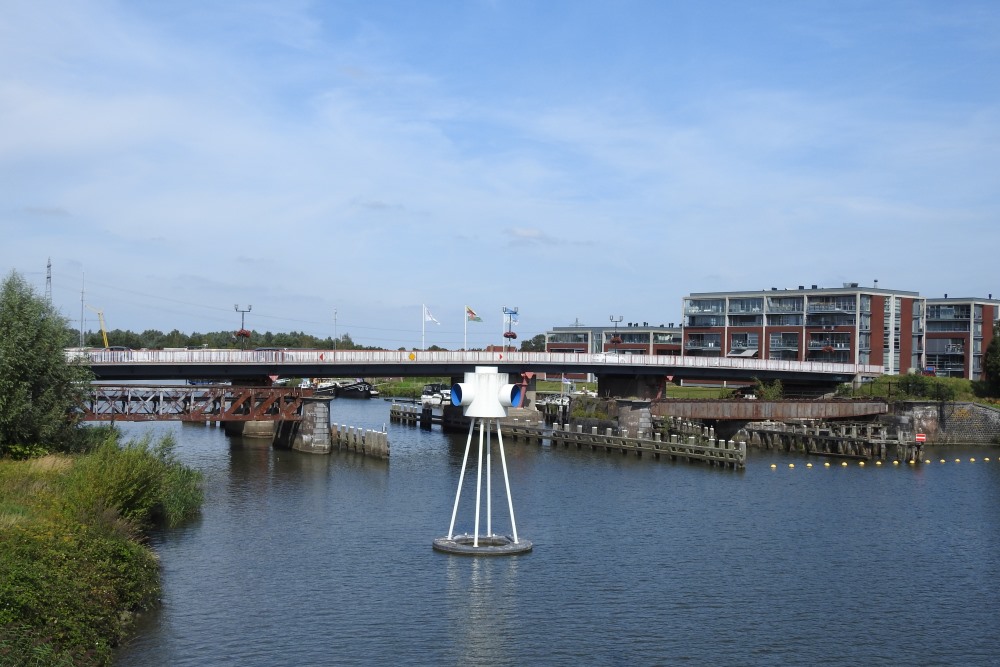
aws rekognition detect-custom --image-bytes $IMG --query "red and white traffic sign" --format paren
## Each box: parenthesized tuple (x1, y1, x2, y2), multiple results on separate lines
(915, 433, 926, 443)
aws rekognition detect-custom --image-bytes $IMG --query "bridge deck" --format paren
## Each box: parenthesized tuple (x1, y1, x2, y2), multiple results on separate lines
(70, 348, 881, 386)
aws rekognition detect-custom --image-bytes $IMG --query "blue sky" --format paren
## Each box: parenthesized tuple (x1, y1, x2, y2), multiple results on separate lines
(2, 1, 998, 349)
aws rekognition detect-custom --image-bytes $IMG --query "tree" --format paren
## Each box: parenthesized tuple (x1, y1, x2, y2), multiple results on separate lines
(520, 334, 546, 352)
(984, 320, 1000, 396)
(0, 271, 93, 456)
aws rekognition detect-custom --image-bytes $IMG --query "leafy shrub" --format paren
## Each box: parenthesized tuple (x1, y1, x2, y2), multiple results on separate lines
(0, 435, 203, 665)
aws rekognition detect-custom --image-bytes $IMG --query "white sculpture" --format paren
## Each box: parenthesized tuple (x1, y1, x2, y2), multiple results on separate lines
(434, 366, 532, 554)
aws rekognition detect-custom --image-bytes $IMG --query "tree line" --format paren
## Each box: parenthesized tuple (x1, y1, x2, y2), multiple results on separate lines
(78, 327, 548, 352)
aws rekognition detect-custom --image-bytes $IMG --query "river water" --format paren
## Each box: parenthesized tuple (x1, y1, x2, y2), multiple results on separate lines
(115, 399, 1000, 666)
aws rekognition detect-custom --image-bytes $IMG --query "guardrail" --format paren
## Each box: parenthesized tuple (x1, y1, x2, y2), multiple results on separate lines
(68, 347, 882, 377)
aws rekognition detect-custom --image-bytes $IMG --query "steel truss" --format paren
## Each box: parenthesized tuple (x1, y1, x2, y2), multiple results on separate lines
(80, 384, 310, 422)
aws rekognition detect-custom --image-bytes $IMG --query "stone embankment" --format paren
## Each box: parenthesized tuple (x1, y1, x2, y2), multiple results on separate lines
(888, 401, 1000, 445)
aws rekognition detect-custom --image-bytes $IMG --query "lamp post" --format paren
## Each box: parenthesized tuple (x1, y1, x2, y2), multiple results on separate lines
(235, 304, 252, 349)
(609, 315, 623, 353)
(502, 306, 518, 353)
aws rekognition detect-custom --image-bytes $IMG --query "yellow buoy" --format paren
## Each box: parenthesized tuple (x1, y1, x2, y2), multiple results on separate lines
(893, 460, 900, 465)
(875, 461, 882, 466)
(985, 457, 991, 462)
(940, 459, 946, 463)
(789, 463, 795, 468)
(859, 461, 865, 467)
(841, 461, 848, 467)
(970, 458, 976, 462)
(824, 462, 831, 467)
(924, 459, 931, 464)
(955, 459, 961, 463)
(770, 464, 777, 469)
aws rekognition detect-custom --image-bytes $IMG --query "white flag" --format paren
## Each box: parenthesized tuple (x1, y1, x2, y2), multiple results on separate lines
(424, 305, 439, 324)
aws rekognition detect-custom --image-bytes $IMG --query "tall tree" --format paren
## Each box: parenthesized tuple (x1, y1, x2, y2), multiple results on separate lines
(520, 334, 546, 352)
(0, 271, 93, 455)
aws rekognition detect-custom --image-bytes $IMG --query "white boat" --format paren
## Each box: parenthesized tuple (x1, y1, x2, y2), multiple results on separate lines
(421, 383, 451, 406)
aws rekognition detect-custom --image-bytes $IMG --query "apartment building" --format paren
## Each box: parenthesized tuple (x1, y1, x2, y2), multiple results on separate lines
(544, 322, 682, 379)
(924, 296, 999, 380)
(545, 322, 682, 356)
(682, 283, 926, 375)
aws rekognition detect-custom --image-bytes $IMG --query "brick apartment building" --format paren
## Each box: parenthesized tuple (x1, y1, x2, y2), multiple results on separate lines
(681, 283, 926, 375)
(924, 296, 999, 380)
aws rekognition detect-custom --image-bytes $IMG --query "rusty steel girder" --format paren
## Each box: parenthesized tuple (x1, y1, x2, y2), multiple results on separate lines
(80, 385, 313, 422)
(651, 399, 888, 421)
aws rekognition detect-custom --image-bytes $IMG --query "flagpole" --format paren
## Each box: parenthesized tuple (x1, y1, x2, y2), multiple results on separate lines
(422, 304, 425, 350)
(464, 306, 468, 350)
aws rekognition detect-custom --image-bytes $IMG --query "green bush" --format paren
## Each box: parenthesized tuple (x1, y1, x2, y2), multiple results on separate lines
(840, 374, 973, 401)
(0, 521, 159, 665)
(0, 435, 203, 665)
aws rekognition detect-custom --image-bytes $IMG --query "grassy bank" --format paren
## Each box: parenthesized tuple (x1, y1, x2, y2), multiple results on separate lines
(0, 431, 203, 666)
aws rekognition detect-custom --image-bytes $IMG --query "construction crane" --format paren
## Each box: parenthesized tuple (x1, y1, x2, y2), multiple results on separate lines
(86, 305, 109, 348)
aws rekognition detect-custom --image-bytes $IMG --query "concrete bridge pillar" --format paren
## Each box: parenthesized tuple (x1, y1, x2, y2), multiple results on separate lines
(291, 397, 333, 454)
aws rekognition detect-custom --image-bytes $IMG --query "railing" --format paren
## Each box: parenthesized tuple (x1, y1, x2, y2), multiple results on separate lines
(69, 347, 884, 377)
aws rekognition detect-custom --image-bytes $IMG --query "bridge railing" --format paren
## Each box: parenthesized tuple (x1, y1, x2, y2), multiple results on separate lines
(68, 347, 883, 377)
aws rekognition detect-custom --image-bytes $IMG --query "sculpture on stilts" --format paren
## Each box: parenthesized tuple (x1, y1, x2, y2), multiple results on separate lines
(432, 366, 533, 555)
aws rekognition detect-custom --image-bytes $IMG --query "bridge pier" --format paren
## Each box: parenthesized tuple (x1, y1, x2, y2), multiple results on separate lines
(290, 398, 332, 454)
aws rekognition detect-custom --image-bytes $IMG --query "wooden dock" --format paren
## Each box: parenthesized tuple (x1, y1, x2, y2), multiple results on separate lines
(389, 403, 441, 428)
(389, 404, 745, 469)
(505, 419, 746, 469)
(745, 421, 922, 462)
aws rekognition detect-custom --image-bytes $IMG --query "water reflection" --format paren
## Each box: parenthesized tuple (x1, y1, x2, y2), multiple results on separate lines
(444, 553, 523, 664)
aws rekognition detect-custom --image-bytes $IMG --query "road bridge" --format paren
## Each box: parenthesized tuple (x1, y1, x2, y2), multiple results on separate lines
(70, 348, 880, 392)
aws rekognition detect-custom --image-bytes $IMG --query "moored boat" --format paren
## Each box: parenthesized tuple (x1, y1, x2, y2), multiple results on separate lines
(335, 380, 378, 399)
(420, 383, 452, 406)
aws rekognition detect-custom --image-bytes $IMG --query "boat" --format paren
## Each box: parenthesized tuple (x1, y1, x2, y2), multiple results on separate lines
(421, 383, 452, 406)
(335, 379, 379, 399)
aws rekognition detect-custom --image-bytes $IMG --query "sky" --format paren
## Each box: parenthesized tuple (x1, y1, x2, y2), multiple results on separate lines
(2, 0, 999, 350)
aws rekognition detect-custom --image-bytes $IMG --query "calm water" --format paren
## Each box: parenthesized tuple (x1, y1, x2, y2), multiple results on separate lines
(115, 400, 1000, 666)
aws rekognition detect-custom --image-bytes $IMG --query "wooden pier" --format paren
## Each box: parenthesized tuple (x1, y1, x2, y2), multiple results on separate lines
(389, 403, 442, 428)
(745, 421, 922, 462)
(505, 420, 747, 469)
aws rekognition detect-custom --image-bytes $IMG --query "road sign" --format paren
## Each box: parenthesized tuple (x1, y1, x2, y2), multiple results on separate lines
(915, 433, 926, 443)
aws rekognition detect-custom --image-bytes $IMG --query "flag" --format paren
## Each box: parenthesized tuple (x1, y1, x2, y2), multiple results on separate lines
(562, 377, 573, 385)
(466, 306, 482, 322)
(510, 314, 519, 326)
(424, 305, 439, 324)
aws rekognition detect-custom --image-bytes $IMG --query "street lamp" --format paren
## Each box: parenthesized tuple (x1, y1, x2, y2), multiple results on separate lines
(235, 304, 252, 349)
(609, 315, 623, 353)
(502, 306, 518, 353)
